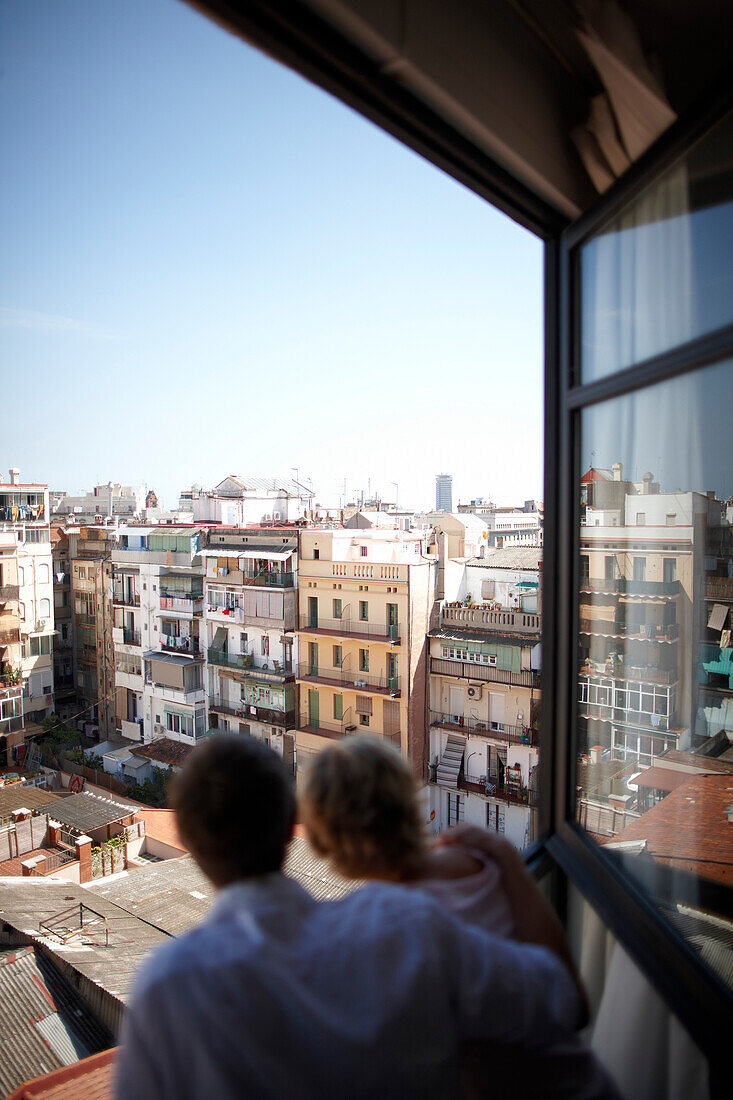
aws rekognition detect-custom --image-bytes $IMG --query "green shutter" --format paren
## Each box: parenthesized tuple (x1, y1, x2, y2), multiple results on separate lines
(333, 694, 343, 720)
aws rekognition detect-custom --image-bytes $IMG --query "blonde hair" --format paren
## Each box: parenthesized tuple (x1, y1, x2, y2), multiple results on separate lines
(300, 736, 426, 881)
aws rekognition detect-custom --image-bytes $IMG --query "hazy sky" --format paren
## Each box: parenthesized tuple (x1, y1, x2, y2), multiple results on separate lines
(0, 0, 543, 511)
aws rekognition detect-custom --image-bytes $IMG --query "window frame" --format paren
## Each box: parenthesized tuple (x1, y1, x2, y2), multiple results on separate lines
(544, 88, 733, 1059)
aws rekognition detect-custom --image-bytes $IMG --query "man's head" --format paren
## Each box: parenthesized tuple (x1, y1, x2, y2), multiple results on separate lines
(169, 733, 295, 888)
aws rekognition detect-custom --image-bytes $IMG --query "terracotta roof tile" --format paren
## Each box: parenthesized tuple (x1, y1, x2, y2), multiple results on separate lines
(612, 774, 733, 885)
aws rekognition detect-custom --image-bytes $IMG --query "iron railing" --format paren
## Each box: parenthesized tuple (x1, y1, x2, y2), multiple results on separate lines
(297, 663, 400, 694)
(430, 657, 539, 688)
(430, 711, 537, 745)
(297, 615, 400, 640)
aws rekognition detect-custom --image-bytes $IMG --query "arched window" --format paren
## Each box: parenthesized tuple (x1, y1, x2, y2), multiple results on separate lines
(38, 563, 49, 583)
(40, 598, 50, 618)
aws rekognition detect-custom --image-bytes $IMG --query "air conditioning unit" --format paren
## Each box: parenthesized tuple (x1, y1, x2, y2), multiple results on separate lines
(36, 620, 47, 631)
(467, 684, 483, 700)
(154, 723, 164, 734)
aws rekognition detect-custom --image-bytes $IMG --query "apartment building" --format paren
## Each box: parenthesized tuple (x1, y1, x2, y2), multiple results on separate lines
(0, 532, 24, 763)
(51, 483, 147, 524)
(67, 527, 116, 740)
(295, 528, 435, 780)
(180, 475, 311, 525)
(428, 551, 541, 849)
(111, 527, 206, 746)
(0, 471, 55, 733)
(577, 482, 725, 769)
(50, 527, 74, 720)
(203, 528, 299, 771)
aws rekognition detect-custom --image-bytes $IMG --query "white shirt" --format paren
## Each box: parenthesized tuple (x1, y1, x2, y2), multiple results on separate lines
(115, 871, 581, 1099)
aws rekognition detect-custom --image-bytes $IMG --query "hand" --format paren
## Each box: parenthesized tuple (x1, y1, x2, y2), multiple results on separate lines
(436, 824, 521, 872)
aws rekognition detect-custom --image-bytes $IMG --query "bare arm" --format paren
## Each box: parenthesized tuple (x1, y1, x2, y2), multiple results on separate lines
(437, 824, 589, 1027)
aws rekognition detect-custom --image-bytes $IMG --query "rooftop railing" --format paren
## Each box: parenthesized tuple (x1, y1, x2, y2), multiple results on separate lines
(441, 606, 540, 633)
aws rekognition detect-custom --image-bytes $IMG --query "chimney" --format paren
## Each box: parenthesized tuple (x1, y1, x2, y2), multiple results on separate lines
(9, 468, 20, 486)
(590, 745, 604, 764)
(76, 834, 93, 883)
(612, 462, 623, 482)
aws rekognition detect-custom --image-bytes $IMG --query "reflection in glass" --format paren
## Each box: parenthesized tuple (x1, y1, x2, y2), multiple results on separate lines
(580, 110, 733, 383)
(575, 358, 733, 987)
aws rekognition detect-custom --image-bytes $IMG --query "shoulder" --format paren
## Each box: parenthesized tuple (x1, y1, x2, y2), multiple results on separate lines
(129, 921, 221, 1002)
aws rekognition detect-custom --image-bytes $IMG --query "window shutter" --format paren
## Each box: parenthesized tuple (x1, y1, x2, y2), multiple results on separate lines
(355, 694, 372, 715)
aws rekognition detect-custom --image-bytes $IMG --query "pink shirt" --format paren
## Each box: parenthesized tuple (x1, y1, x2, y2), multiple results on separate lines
(417, 847, 515, 938)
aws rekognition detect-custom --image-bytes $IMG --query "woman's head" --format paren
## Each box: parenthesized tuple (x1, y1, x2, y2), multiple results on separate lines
(300, 735, 426, 881)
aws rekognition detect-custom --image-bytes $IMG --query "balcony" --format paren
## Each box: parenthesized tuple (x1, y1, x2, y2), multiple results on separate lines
(579, 662, 677, 686)
(441, 605, 540, 634)
(122, 629, 141, 647)
(430, 656, 539, 688)
(160, 594, 204, 615)
(430, 711, 537, 746)
(207, 605, 245, 624)
(161, 635, 200, 656)
(297, 615, 400, 643)
(297, 663, 400, 696)
(207, 648, 293, 682)
(706, 576, 733, 601)
(296, 715, 359, 741)
(208, 569, 294, 589)
(209, 696, 296, 728)
(580, 578, 680, 597)
(577, 697, 678, 732)
(578, 619, 679, 641)
(457, 775, 538, 808)
(113, 593, 140, 608)
(0, 585, 20, 602)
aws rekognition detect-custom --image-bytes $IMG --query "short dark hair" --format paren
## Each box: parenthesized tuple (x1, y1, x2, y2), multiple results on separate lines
(169, 734, 295, 886)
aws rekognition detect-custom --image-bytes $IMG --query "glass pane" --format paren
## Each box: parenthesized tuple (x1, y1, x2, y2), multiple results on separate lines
(580, 110, 733, 383)
(576, 357, 733, 989)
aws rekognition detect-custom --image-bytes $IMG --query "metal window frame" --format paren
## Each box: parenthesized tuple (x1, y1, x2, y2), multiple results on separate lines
(550, 89, 733, 1063)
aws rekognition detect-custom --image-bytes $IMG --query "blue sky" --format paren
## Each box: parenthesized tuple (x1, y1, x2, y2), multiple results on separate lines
(0, 0, 543, 511)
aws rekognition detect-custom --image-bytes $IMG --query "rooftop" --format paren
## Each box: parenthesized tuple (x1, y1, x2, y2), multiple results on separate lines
(0, 946, 111, 1098)
(658, 750, 733, 775)
(130, 739, 194, 768)
(33, 792, 132, 833)
(611, 774, 733, 886)
(5, 1049, 116, 1100)
(467, 547, 542, 569)
(0, 786, 59, 820)
(430, 627, 538, 648)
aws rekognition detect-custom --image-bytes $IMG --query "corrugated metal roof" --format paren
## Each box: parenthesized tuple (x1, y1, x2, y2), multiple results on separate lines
(33, 793, 131, 833)
(87, 840, 358, 935)
(0, 947, 111, 1097)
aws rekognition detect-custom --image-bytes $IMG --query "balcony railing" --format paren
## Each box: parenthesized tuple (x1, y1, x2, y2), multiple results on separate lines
(441, 606, 540, 633)
(706, 577, 733, 601)
(296, 715, 359, 740)
(0, 585, 20, 601)
(579, 662, 677, 685)
(161, 635, 200, 655)
(297, 663, 400, 695)
(209, 697, 296, 728)
(122, 629, 141, 647)
(297, 615, 400, 642)
(160, 594, 203, 614)
(580, 578, 680, 597)
(578, 619, 679, 641)
(457, 775, 538, 808)
(207, 648, 293, 678)
(208, 570, 294, 589)
(431, 656, 539, 688)
(430, 711, 537, 746)
(113, 593, 141, 607)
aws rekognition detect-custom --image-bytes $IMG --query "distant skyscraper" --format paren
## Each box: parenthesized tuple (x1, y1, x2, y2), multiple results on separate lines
(435, 473, 453, 512)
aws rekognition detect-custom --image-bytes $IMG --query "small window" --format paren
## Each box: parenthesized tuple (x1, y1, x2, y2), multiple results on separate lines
(359, 649, 369, 672)
(359, 713, 370, 726)
(333, 598, 342, 619)
(359, 601, 368, 621)
(314, 548, 320, 560)
(360, 546, 367, 557)
(333, 645, 343, 668)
